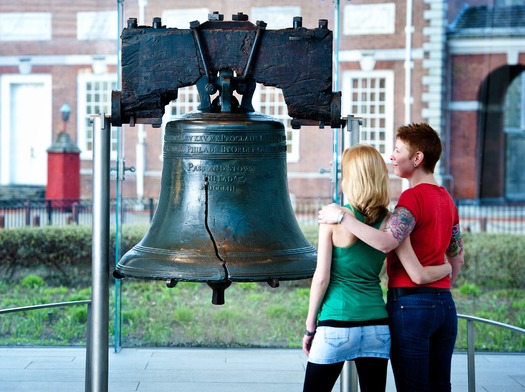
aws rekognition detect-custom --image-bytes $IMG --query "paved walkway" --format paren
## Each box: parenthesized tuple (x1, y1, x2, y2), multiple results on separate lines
(0, 347, 524, 391)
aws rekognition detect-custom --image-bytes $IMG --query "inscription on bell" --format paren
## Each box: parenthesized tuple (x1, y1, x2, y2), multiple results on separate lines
(187, 163, 253, 173)
(185, 162, 250, 193)
(187, 146, 216, 154)
(165, 133, 287, 143)
(164, 144, 286, 155)
(163, 117, 288, 195)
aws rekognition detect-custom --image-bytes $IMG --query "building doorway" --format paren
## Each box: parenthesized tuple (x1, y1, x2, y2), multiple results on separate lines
(0, 75, 52, 186)
(478, 65, 525, 201)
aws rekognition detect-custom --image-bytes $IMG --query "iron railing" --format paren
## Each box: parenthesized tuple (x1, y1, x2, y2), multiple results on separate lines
(0, 197, 524, 233)
(458, 314, 525, 392)
(0, 198, 154, 228)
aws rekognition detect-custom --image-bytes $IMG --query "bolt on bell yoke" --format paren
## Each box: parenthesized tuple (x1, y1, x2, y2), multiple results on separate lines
(111, 11, 345, 304)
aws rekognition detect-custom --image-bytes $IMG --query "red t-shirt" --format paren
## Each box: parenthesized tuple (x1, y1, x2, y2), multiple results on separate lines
(387, 183, 459, 289)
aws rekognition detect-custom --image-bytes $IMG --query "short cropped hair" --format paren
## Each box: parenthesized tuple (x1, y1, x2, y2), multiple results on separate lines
(395, 123, 442, 173)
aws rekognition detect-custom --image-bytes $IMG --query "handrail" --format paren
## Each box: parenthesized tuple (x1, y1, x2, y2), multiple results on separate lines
(458, 313, 525, 334)
(457, 313, 525, 392)
(0, 300, 91, 314)
(0, 299, 92, 392)
(341, 313, 525, 392)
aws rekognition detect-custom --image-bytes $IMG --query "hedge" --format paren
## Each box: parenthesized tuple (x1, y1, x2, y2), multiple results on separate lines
(0, 226, 523, 288)
(0, 225, 147, 285)
(459, 232, 525, 289)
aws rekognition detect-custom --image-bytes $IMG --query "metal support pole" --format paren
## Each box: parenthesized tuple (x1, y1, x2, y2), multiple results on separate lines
(87, 113, 111, 392)
(113, 0, 125, 353)
(467, 319, 476, 392)
(340, 360, 358, 392)
(84, 302, 92, 392)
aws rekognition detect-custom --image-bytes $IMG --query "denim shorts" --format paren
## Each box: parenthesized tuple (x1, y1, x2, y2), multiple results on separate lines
(308, 325, 391, 364)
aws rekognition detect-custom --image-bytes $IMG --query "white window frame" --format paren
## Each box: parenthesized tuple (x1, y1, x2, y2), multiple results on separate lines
(342, 70, 394, 159)
(77, 73, 118, 160)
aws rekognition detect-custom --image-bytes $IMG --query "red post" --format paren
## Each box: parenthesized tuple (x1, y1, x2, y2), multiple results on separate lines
(45, 131, 81, 208)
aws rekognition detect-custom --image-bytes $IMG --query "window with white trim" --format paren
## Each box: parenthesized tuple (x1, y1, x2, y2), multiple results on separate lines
(164, 86, 201, 118)
(77, 73, 118, 159)
(342, 71, 394, 157)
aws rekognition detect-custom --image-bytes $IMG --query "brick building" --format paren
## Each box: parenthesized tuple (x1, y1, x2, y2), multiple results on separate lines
(0, 0, 524, 203)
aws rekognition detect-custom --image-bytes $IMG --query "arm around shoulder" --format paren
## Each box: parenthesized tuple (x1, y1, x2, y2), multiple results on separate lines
(396, 237, 452, 285)
(339, 212, 399, 253)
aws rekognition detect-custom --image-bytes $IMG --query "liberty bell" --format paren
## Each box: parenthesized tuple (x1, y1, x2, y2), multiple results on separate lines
(111, 12, 344, 304)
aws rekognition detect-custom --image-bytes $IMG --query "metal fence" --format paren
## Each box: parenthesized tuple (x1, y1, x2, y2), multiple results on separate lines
(0, 197, 524, 234)
(0, 198, 154, 228)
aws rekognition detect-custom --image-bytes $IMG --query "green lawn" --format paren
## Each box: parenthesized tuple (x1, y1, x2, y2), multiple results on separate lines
(1, 276, 524, 351)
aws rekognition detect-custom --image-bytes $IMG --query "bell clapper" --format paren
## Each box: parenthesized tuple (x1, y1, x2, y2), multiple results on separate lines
(208, 281, 232, 305)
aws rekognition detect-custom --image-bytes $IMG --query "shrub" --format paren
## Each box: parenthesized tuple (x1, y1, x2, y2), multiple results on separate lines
(457, 282, 481, 297)
(20, 275, 45, 289)
(1, 226, 523, 290)
(0, 225, 147, 285)
(459, 233, 525, 289)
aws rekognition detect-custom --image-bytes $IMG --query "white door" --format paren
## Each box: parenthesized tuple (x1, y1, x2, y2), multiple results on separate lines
(1, 75, 52, 185)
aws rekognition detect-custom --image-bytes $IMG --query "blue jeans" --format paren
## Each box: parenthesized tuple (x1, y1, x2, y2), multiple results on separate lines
(387, 291, 457, 392)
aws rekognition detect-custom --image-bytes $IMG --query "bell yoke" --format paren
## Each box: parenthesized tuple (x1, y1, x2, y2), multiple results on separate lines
(111, 11, 344, 304)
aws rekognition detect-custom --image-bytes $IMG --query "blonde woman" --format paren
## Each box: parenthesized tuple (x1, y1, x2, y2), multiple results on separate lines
(303, 144, 451, 392)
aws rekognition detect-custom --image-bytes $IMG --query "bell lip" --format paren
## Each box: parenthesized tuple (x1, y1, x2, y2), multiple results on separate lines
(115, 245, 317, 283)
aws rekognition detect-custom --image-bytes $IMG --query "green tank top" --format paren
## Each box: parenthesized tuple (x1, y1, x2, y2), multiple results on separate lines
(317, 205, 388, 322)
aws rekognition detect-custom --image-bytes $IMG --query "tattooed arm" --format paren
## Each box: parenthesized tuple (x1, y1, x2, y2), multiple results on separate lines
(445, 224, 465, 284)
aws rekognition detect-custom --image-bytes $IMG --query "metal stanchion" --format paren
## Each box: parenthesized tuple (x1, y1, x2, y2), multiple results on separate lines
(467, 319, 476, 392)
(87, 113, 111, 392)
(340, 360, 358, 392)
(84, 301, 92, 392)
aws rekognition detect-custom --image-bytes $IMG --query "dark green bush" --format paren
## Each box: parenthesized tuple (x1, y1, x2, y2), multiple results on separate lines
(0, 226, 523, 289)
(458, 232, 525, 289)
(0, 226, 92, 283)
(0, 225, 148, 285)
(304, 228, 525, 289)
